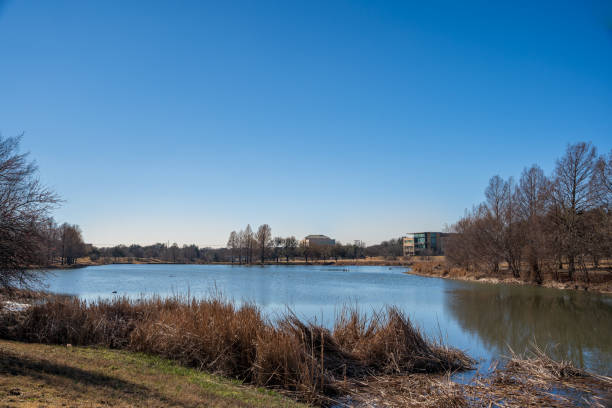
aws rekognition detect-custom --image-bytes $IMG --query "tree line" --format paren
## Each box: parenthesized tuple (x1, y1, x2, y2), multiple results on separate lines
(82, 232, 399, 265)
(90, 243, 230, 264)
(82, 234, 400, 265)
(445, 142, 612, 283)
(226, 225, 387, 264)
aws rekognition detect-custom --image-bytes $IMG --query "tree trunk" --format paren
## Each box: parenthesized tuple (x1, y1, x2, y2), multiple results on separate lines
(530, 260, 542, 284)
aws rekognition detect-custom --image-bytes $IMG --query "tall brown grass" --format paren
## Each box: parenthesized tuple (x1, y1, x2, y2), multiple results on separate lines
(0, 295, 473, 405)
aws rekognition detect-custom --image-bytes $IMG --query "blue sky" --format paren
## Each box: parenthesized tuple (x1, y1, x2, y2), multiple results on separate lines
(1, 1, 611, 247)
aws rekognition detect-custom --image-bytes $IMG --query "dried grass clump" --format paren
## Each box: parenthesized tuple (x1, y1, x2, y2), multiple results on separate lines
(2, 297, 145, 347)
(0, 295, 472, 405)
(129, 297, 263, 377)
(504, 345, 587, 381)
(254, 317, 358, 402)
(465, 345, 612, 408)
(339, 374, 468, 408)
(334, 306, 472, 374)
(342, 346, 612, 408)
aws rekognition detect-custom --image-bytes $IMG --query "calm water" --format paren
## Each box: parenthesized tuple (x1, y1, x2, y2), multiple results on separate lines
(42, 264, 612, 376)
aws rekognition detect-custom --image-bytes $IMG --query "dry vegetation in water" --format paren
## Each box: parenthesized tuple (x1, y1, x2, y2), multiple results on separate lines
(0, 295, 472, 406)
(337, 345, 612, 407)
(462, 346, 612, 408)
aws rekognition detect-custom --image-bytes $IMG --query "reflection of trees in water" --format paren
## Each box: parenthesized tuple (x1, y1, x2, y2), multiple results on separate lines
(445, 284, 612, 374)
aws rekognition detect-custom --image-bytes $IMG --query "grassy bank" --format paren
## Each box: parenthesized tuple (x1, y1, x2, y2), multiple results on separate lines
(0, 339, 306, 407)
(407, 258, 612, 294)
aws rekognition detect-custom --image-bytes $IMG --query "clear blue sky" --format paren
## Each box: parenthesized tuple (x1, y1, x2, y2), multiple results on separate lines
(1, 1, 611, 247)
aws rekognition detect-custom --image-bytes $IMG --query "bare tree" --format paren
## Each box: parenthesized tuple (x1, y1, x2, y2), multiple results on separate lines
(299, 239, 310, 263)
(329, 243, 342, 261)
(59, 223, 86, 265)
(516, 165, 550, 282)
(352, 240, 365, 259)
(243, 225, 254, 264)
(227, 231, 238, 264)
(283, 236, 297, 262)
(237, 229, 245, 264)
(273, 236, 283, 263)
(483, 176, 508, 273)
(446, 141, 610, 284)
(550, 142, 597, 279)
(310, 244, 322, 261)
(593, 149, 612, 208)
(0, 135, 60, 288)
(168, 243, 179, 263)
(255, 224, 273, 264)
(37, 218, 61, 266)
(502, 177, 523, 278)
(594, 150, 612, 265)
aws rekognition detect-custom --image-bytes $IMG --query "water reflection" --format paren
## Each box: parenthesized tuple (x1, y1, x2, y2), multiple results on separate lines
(445, 283, 612, 375)
(42, 264, 612, 376)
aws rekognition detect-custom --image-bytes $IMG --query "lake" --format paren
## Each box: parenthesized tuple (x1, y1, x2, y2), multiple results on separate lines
(42, 264, 612, 376)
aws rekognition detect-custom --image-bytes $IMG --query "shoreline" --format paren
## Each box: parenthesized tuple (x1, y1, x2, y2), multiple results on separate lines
(39, 257, 612, 294)
(404, 261, 612, 295)
(38, 258, 412, 269)
(1, 294, 610, 407)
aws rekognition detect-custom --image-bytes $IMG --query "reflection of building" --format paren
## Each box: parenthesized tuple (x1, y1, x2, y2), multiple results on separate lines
(403, 232, 450, 256)
(304, 234, 336, 247)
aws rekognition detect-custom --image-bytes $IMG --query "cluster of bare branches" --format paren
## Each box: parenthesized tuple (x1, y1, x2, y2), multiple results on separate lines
(227, 224, 288, 264)
(0, 135, 87, 289)
(38, 221, 87, 266)
(0, 135, 53, 287)
(446, 142, 612, 282)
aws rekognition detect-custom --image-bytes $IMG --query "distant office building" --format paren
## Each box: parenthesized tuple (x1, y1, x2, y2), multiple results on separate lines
(403, 232, 451, 256)
(304, 234, 336, 247)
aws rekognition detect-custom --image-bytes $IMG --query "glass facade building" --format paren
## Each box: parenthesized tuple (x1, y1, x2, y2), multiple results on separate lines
(403, 232, 449, 256)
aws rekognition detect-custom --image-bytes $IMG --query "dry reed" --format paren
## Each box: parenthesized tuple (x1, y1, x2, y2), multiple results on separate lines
(463, 345, 612, 408)
(0, 295, 473, 405)
(1, 295, 610, 406)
